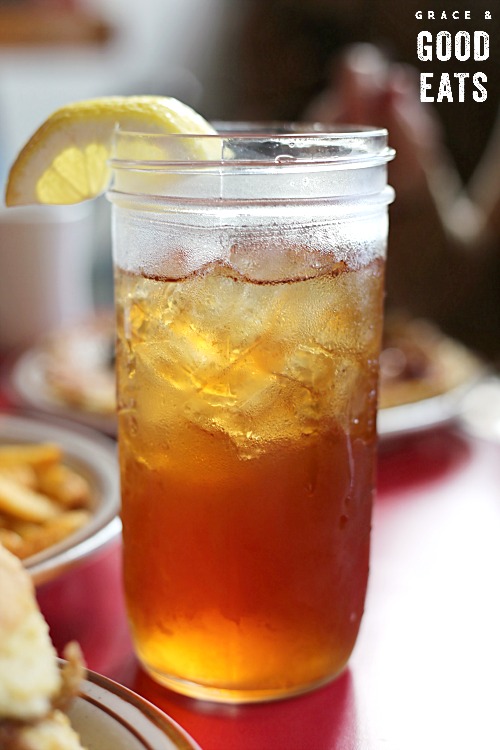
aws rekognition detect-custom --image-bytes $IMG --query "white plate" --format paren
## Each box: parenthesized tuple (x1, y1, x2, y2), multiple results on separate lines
(458, 376, 500, 443)
(9, 346, 117, 435)
(0, 412, 120, 585)
(377, 377, 482, 440)
(67, 667, 201, 750)
(10, 332, 482, 443)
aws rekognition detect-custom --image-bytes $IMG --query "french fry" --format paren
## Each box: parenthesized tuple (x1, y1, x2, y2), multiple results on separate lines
(0, 464, 37, 490)
(9, 511, 91, 558)
(0, 527, 26, 557)
(0, 443, 62, 469)
(0, 473, 62, 522)
(36, 464, 91, 509)
(0, 441, 93, 560)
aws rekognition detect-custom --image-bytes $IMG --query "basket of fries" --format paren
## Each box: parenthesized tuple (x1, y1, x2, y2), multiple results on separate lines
(0, 412, 125, 673)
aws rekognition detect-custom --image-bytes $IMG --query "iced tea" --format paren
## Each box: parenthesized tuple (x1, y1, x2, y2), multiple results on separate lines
(115, 253, 384, 701)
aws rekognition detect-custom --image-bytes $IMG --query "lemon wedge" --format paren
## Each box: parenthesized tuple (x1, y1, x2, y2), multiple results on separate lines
(5, 96, 217, 206)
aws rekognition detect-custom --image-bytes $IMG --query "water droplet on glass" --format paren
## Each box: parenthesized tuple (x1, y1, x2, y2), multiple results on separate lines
(274, 154, 297, 164)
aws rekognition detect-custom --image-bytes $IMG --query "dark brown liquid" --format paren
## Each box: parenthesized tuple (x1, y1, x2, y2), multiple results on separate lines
(115, 257, 384, 700)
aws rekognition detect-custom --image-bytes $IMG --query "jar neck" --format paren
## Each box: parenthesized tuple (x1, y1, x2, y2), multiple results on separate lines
(108, 125, 395, 204)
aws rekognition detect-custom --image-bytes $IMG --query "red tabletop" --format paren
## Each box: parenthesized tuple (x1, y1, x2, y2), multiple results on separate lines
(90, 427, 500, 750)
(3, 366, 498, 750)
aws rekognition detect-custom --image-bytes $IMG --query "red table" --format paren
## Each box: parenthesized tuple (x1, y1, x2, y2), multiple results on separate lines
(2, 356, 493, 750)
(75, 426, 500, 750)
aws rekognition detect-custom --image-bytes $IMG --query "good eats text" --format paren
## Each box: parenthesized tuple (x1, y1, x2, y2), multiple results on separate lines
(415, 18, 491, 102)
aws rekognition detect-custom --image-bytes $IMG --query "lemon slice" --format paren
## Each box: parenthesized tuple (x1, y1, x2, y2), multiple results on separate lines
(5, 96, 217, 206)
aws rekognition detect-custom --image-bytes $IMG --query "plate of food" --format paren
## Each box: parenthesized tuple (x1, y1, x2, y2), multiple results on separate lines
(377, 315, 484, 439)
(9, 312, 484, 441)
(9, 312, 117, 435)
(0, 541, 201, 750)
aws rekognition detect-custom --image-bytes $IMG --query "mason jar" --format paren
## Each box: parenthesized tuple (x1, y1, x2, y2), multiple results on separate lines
(108, 124, 394, 703)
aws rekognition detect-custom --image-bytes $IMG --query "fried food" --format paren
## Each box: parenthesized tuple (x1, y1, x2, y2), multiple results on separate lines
(0, 443, 62, 469)
(379, 315, 481, 409)
(0, 473, 61, 522)
(0, 543, 86, 749)
(0, 444, 92, 560)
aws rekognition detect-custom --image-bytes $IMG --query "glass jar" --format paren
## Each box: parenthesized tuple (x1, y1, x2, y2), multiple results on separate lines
(108, 124, 394, 703)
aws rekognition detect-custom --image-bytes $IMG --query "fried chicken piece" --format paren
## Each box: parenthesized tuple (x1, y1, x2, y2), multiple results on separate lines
(0, 543, 86, 749)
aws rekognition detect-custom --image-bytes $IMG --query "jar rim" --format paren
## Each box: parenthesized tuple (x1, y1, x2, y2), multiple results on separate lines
(118, 121, 389, 138)
(110, 122, 395, 171)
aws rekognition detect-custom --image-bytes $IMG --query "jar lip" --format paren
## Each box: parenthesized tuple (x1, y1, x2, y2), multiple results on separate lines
(118, 121, 389, 139)
(110, 122, 395, 170)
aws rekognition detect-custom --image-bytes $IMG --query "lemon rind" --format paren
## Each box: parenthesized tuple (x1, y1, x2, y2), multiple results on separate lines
(5, 96, 217, 207)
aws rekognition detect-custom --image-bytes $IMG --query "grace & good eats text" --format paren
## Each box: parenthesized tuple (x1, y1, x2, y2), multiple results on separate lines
(415, 10, 492, 102)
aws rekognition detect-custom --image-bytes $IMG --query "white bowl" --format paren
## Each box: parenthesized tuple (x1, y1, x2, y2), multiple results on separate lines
(0, 412, 125, 674)
(0, 411, 120, 585)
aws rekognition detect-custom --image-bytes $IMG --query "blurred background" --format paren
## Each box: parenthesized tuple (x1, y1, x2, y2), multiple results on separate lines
(0, 0, 499, 368)
(0, 0, 240, 339)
